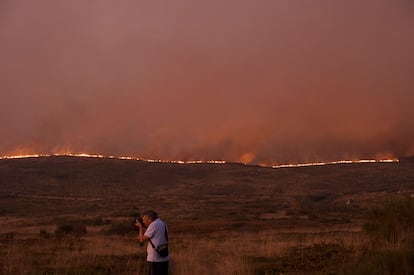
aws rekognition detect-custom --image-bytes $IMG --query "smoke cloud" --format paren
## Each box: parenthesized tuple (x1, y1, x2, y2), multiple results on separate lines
(1, 0, 413, 164)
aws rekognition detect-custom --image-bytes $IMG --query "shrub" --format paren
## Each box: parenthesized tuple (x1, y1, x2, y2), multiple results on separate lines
(55, 223, 87, 238)
(39, 229, 51, 239)
(89, 217, 111, 226)
(350, 197, 414, 274)
(104, 219, 136, 235)
(345, 248, 414, 275)
(363, 197, 414, 248)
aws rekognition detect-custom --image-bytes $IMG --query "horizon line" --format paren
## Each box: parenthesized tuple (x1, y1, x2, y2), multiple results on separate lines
(0, 153, 400, 169)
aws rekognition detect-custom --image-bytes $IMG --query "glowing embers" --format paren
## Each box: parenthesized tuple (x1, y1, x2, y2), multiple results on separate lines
(272, 159, 399, 169)
(0, 153, 399, 168)
(0, 154, 46, 159)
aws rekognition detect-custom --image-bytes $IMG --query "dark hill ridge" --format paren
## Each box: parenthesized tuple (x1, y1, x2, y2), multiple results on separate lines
(1, 155, 414, 231)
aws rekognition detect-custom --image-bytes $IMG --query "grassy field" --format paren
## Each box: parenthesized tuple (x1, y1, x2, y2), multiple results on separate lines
(1, 156, 414, 274)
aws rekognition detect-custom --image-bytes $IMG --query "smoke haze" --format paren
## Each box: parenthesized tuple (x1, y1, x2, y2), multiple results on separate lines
(1, 0, 414, 164)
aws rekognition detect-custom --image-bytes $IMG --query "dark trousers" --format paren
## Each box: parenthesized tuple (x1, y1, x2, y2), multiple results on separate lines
(147, 261, 169, 275)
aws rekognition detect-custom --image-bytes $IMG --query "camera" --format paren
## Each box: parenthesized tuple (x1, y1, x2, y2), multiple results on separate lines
(136, 217, 145, 227)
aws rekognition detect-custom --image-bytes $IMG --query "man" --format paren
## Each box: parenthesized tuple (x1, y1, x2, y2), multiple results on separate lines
(135, 209, 169, 275)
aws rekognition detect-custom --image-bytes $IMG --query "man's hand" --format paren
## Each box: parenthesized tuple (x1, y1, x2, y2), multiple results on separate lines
(134, 220, 142, 228)
(135, 218, 146, 229)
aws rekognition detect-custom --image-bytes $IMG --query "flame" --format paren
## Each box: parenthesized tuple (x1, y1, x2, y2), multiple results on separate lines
(271, 158, 399, 168)
(240, 152, 255, 164)
(0, 152, 399, 168)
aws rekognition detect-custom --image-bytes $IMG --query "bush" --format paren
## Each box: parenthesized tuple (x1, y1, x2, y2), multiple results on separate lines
(40, 229, 51, 239)
(89, 217, 111, 226)
(349, 197, 414, 274)
(363, 197, 414, 248)
(104, 219, 136, 235)
(345, 248, 414, 275)
(55, 223, 87, 238)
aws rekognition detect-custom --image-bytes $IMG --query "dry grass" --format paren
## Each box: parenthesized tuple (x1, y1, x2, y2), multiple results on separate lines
(1, 216, 413, 274)
(1, 227, 361, 275)
(1, 156, 414, 274)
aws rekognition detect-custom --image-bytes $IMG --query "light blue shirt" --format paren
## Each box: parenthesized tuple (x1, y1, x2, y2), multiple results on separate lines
(144, 218, 169, 262)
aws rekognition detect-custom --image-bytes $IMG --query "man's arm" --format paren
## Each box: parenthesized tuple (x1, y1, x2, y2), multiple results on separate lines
(139, 227, 149, 244)
(135, 220, 149, 245)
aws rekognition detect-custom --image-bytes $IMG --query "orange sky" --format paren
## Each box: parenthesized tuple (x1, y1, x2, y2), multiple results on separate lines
(1, 0, 413, 164)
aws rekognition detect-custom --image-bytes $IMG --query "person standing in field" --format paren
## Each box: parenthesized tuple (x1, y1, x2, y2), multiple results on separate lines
(135, 209, 169, 275)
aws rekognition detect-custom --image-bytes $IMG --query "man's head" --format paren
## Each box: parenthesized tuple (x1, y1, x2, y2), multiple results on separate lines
(141, 209, 158, 227)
